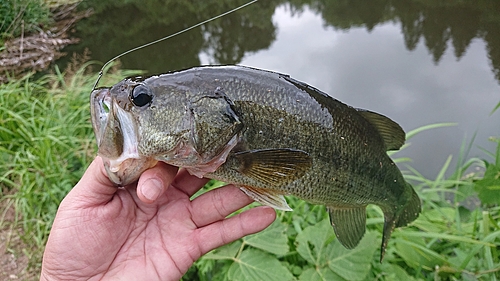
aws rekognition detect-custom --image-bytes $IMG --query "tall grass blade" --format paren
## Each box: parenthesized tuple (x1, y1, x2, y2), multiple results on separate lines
(406, 123, 457, 140)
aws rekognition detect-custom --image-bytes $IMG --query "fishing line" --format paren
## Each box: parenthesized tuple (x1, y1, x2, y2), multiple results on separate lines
(92, 0, 259, 90)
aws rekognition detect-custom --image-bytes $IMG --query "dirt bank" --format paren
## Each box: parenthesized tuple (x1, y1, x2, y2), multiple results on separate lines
(0, 3, 92, 83)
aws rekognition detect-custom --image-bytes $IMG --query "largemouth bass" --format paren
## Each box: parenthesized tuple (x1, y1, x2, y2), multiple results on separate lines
(90, 65, 420, 261)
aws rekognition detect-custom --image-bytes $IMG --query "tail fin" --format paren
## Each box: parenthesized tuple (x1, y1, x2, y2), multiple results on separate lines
(396, 185, 421, 227)
(380, 183, 421, 262)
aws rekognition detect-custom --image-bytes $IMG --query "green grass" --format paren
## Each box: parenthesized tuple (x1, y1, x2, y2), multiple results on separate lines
(1, 67, 499, 279)
(0, 63, 137, 270)
(0, 0, 51, 42)
(0, 0, 82, 44)
(0, 67, 92, 267)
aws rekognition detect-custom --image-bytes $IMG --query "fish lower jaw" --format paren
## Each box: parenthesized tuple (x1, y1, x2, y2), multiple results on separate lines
(108, 159, 126, 173)
(100, 147, 151, 185)
(107, 149, 141, 172)
(103, 156, 158, 186)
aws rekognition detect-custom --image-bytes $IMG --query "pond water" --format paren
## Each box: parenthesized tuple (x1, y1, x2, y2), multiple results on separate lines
(60, 0, 500, 179)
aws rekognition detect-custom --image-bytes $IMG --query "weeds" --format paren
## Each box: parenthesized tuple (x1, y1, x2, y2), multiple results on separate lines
(0, 63, 136, 271)
(0, 0, 50, 42)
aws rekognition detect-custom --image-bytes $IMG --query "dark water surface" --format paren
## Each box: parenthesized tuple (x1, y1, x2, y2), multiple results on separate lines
(61, 0, 500, 179)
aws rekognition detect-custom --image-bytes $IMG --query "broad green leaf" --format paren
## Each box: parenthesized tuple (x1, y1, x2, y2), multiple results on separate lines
(228, 248, 295, 281)
(327, 231, 377, 281)
(395, 237, 444, 269)
(298, 267, 343, 281)
(243, 220, 289, 256)
(296, 219, 377, 281)
(375, 263, 421, 281)
(454, 183, 476, 204)
(474, 164, 500, 205)
(203, 241, 241, 260)
(296, 219, 336, 265)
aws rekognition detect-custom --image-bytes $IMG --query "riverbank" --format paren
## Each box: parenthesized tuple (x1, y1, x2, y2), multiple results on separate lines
(0, 2, 91, 83)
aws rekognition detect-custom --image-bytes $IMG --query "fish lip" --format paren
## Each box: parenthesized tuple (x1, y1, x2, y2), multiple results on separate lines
(90, 88, 111, 146)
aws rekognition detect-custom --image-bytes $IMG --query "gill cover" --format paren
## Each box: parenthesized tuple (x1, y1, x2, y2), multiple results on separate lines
(189, 87, 243, 158)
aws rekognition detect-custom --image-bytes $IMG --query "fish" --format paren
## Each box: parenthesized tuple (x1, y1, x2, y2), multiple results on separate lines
(90, 65, 421, 261)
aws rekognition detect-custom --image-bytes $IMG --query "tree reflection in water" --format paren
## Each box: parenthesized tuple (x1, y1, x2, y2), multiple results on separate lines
(63, 0, 500, 82)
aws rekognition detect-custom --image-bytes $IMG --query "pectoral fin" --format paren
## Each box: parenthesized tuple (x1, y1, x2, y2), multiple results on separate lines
(234, 149, 312, 187)
(328, 206, 367, 249)
(240, 186, 292, 211)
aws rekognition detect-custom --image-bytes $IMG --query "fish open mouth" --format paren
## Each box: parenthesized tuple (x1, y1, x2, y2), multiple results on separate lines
(91, 87, 139, 163)
(90, 88, 154, 185)
(90, 88, 112, 147)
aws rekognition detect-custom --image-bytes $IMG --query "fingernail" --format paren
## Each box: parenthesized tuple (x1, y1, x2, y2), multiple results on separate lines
(142, 179, 163, 201)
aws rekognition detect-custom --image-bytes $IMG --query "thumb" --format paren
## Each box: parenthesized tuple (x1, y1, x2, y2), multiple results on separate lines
(136, 161, 179, 204)
(66, 156, 119, 206)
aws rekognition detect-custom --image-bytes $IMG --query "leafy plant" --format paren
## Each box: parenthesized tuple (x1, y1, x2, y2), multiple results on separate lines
(475, 138, 500, 205)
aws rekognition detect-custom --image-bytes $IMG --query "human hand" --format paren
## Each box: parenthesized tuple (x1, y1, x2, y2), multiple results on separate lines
(40, 156, 276, 281)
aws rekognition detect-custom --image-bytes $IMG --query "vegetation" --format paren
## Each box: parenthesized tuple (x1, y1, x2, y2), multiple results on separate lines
(0, 0, 50, 43)
(0, 0, 86, 84)
(0, 63, 137, 273)
(0, 0, 81, 42)
(0, 65, 499, 280)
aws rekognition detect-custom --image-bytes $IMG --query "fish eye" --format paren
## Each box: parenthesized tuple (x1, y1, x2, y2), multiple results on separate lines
(130, 84, 152, 107)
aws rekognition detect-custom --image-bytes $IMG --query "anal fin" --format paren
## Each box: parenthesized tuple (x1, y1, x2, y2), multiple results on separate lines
(328, 206, 367, 249)
(240, 186, 292, 211)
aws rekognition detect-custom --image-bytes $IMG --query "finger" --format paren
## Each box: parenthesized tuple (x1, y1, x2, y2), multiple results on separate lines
(137, 162, 179, 204)
(195, 206, 276, 255)
(69, 156, 119, 205)
(190, 185, 254, 227)
(170, 168, 209, 197)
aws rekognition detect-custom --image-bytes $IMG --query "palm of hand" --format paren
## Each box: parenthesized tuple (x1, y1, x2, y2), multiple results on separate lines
(41, 158, 275, 281)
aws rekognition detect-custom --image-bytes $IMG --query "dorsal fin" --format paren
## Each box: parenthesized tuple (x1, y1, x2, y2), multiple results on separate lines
(356, 109, 406, 151)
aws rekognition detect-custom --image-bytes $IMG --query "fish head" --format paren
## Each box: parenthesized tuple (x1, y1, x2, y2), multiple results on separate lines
(90, 75, 243, 185)
(90, 77, 193, 185)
